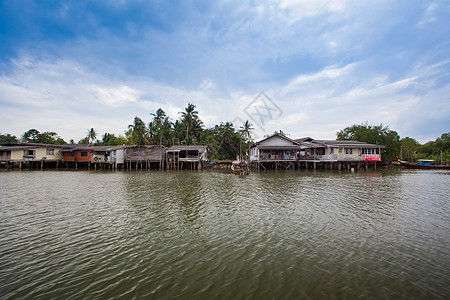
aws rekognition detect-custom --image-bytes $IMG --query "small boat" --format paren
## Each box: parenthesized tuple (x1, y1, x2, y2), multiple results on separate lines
(231, 160, 249, 175)
(400, 159, 450, 170)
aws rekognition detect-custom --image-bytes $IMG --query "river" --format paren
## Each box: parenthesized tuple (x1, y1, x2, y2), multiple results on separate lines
(0, 169, 449, 299)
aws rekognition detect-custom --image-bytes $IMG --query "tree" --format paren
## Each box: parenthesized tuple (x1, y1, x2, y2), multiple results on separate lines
(399, 137, 421, 161)
(87, 128, 97, 145)
(208, 122, 242, 160)
(239, 120, 254, 161)
(150, 108, 169, 145)
(21, 129, 66, 144)
(418, 132, 450, 163)
(336, 122, 400, 162)
(36, 132, 66, 144)
(264, 130, 288, 138)
(0, 133, 18, 144)
(151, 108, 167, 128)
(128, 116, 147, 145)
(179, 103, 203, 144)
(101, 133, 127, 145)
(22, 129, 40, 142)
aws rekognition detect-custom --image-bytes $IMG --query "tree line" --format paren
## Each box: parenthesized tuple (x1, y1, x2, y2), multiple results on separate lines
(0, 105, 448, 162)
(0, 103, 254, 161)
(336, 122, 449, 163)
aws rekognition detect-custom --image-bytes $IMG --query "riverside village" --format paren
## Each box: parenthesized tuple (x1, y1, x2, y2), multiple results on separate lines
(0, 133, 383, 172)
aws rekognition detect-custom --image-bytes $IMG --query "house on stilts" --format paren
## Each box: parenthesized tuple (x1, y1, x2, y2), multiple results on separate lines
(250, 134, 384, 170)
(165, 145, 209, 170)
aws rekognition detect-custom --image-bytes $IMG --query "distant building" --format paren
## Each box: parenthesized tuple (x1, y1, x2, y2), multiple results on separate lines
(165, 145, 209, 170)
(250, 134, 384, 170)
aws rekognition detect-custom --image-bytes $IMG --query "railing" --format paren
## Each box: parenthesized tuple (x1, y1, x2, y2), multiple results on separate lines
(252, 153, 378, 162)
(298, 154, 338, 161)
(23, 155, 36, 160)
(258, 155, 297, 161)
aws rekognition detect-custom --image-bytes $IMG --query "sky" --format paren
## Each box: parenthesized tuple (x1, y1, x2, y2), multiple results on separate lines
(0, 0, 449, 143)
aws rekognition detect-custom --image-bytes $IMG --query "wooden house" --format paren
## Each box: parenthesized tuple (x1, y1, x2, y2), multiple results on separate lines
(165, 145, 209, 170)
(250, 134, 302, 169)
(250, 134, 384, 170)
(62, 146, 93, 162)
(124, 145, 165, 170)
(294, 138, 384, 170)
(0, 143, 68, 169)
(295, 139, 383, 162)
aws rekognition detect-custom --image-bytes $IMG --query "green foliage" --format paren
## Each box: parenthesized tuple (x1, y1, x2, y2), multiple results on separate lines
(22, 129, 40, 142)
(87, 128, 97, 144)
(416, 132, 450, 163)
(14, 108, 448, 164)
(336, 122, 400, 162)
(239, 120, 254, 160)
(127, 116, 148, 145)
(200, 122, 242, 160)
(0, 133, 19, 144)
(179, 103, 203, 144)
(264, 130, 288, 138)
(399, 137, 421, 161)
(22, 129, 67, 144)
(78, 137, 89, 144)
(101, 133, 127, 145)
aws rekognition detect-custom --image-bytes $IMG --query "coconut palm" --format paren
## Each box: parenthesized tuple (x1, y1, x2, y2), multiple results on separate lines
(128, 116, 147, 145)
(87, 128, 97, 145)
(151, 108, 167, 129)
(179, 103, 202, 143)
(239, 120, 254, 161)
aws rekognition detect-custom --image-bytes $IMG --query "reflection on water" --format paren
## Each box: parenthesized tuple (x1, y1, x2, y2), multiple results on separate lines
(0, 169, 449, 299)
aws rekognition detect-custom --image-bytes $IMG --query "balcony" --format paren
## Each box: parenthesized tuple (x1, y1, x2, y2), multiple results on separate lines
(299, 154, 338, 161)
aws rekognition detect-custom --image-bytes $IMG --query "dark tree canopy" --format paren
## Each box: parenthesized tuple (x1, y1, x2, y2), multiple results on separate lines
(337, 123, 400, 162)
(21, 129, 66, 144)
(0, 133, 18, 144)
(3, 108, 448, 163)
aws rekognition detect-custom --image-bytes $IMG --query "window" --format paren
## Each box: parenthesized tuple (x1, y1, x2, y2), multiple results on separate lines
(46, 149, 55, 155)
(345, 148, 353, 155)
(81, 152, 88, 157)
(363, 148, 376, 154)
(24, 150, 35, 156)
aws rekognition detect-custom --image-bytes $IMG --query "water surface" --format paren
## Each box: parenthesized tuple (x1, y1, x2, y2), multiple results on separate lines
(0, 169, 449, 299)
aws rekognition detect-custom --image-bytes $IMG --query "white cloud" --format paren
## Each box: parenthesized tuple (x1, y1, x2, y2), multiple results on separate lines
(275, 0, 346, 19)
(1, 1, 449, 145)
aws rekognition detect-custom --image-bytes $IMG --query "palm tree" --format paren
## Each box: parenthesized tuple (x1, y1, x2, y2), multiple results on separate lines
(151, 108, 167, 128)
(179, 103, 201, 143)
(87, 128, 97, 145)
(239, 120, 254, 161)
(128, 116, 147, 145)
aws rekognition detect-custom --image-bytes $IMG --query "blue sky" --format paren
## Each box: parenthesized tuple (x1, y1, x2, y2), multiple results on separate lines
(1, 0, 449, 143)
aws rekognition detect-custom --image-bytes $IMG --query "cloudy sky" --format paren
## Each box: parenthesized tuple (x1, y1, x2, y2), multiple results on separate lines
(1, 0, 449, 143)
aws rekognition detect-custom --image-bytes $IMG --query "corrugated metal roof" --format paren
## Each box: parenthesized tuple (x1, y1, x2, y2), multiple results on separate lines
(257, 146, 302, 150)
(167, 145, 208, 152)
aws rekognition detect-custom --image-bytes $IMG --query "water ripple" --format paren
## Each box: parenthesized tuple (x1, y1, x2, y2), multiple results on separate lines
(0, 169, 449, 299)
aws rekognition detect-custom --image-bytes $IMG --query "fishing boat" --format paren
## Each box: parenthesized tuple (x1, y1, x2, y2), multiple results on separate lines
(231, 160, 249, 175)
(400, 159, 450, 170)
